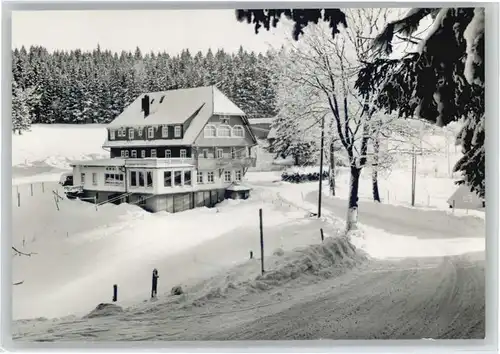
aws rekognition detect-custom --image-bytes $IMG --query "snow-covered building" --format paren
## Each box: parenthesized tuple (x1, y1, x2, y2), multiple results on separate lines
(248, 117, 274, 139)
(447, 184, 485, 210)
(70, 86, 258, 212)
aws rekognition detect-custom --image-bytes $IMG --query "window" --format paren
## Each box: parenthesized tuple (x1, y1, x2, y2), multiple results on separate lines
(148, 127, 154, 139)
(224, 170, 232, 182)
(204, 125, 216, 137)
(165, 149, 171, 158)
(217, 125, 231, 137)
(207, 172, 214, 183)
(141, 150, 146, 158)
(197, 172, 203, 184)
(220, 115, 230, 124)
(81, 173, 85, 184)
(130, 171, 137, 186)
(174, 126, 181, 138)
(174, 171, 182, 186)
(110, 130, 115, 140)
(233, 126, 244, 137)
(138, 172, 145, 187)
(131, 150, 137, 158)
(124, 150, 129, 158)
(231, 147, 236, 159)
(118, 127, 126, 137)
(184, 171, 191, 185)
(180, 149, 187, 158)
(120, 150, 126, 158)
(216, 149, 224, 159)
(138, 129, 143, 137)
(146, 171, 153, 187)
(138, 197, 147, 206)
(162, 125, 168, 138)
(128, 129, 134, 140)
(203, 149, 209, 158)
(164, 171, 172, 187)
(151, 149, 157, 158)
(235, 170, 242, 182)
(92, 173, 98, 186)
(105, 173, 124, 185)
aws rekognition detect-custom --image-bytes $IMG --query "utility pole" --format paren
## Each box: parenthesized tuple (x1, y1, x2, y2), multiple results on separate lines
(318, 114, 326, 218)
(411, 146, 417, 207)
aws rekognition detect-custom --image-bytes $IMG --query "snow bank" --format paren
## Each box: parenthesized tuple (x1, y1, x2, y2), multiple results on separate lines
(175, 234, 366, 309)
(12, 185, 315, 320)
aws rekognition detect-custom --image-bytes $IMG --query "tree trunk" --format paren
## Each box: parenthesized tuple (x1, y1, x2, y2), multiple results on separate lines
(372, 168, 381, 202)
(347, 166, 361, 231)
(294, 154, 299, 166)
(372, 137, 381, 202)
(329, 141, 336, 196)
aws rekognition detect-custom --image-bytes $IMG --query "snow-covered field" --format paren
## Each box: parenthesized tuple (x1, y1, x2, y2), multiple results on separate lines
(11, 124, 485, 336)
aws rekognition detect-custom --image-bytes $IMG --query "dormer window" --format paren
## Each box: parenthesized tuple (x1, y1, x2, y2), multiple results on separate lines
(147, 127, 154, 139)
(128, 129, 134, 140)
(151, 149, 157, 158)
(174, 126, 181, 138)
(131, 150, 137, 158)
(110, 129, 115, 140)
(118, 127, 126, 137)
(180, 149, 187, 158)
(204, 125, 216, 137)
(220, 115, 230, 124)
(162, 125, 168, 138)
(138, 128, 143, 137)
(217, 125, 231, 138)
(232, 125, 244, 138)
(165, 149, 171, 158)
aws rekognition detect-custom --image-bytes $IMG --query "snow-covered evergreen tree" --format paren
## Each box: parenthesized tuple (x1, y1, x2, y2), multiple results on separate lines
(12, 79, 35, 134)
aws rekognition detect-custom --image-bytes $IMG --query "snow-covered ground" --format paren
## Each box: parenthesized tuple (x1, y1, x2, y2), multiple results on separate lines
(11, 123, 485, 329)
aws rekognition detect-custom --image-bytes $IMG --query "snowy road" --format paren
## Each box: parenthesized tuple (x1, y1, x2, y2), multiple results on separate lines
(305, 191, 485, 239)
(206, 253, 485, 340)
(13, 252, 485, 341)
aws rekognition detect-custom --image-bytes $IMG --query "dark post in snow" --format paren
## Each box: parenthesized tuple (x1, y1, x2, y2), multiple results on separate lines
(250, 250, 253, 259)
(320, 228, 324, 242)
(411, 147, 417, 207)
(112, 284, 118, 302)
(42, 182, 45, 193)
(318, 114, 326, 218)
(30, 184, 33, 196)
(17, 193, 20, 207)
(151, 268, 159, 299)
(259, 208, 264, 275)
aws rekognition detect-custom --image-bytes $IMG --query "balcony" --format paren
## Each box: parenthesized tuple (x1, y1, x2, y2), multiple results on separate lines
(197, 157, 257, 170)
(124, 158, 195, 168)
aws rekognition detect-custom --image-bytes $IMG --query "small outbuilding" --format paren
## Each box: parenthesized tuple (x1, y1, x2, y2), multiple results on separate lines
(447, 184, 485, 210)
(225, 183, 252, 200)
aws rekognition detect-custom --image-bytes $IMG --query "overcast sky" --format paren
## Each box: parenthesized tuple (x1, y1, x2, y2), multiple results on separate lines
(12, 10, 294, 55)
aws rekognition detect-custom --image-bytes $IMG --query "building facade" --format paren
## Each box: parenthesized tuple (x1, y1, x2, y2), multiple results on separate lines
(70, 86, 257, 213)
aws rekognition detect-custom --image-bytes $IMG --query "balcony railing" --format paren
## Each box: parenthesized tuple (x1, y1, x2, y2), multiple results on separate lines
(124, 158, 195, 168)
(197, 156, 256, 170)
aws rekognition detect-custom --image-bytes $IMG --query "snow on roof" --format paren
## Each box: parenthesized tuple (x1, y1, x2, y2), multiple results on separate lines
(70, 158, 125, 167)
(106, 86, 247, 146)
(226, 183, 252, 191)
(248, 117, 275, 125)
(212, 86, 245, 116)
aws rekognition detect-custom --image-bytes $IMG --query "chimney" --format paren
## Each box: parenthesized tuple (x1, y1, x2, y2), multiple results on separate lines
(141, 94, 150, 118)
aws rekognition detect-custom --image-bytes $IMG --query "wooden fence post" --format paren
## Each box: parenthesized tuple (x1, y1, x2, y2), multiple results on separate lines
(250, 250, 253, 259)
(112, 284, 118, 302)
(320, 228, 324, 242)
(259, 208, 264, 275)
(53, 195, 60, 211)
(42, 182, 45, 193)
(30, 184, 33, 196)
(17, 193, 20, 207)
